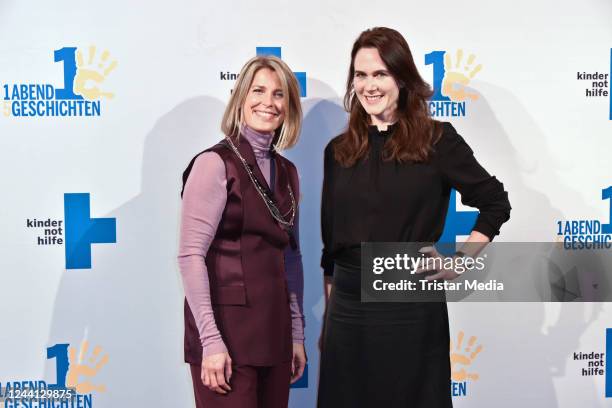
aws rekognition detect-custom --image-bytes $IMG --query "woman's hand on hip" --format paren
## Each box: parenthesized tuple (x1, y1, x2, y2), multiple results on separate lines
(201, 352, 233, 394)
(414, 246, 461, 281)
(291, 343, 307, 384)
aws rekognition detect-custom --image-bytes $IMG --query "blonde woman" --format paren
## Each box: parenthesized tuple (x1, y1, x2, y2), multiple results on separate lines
(178, 56, 306, 408)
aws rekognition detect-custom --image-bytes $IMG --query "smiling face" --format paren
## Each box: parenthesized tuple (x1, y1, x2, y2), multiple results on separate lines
(242, 68, 286, 133)
(352, 47, 400, 128)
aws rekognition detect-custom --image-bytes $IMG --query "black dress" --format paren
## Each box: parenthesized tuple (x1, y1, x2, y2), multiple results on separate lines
(317, 122, 511, 408)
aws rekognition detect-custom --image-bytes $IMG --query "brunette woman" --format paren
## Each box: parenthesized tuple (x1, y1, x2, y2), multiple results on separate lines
(318, 27, 511, 407)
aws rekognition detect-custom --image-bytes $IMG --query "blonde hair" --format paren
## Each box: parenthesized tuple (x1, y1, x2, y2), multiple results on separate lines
(221, 56, 302, 151)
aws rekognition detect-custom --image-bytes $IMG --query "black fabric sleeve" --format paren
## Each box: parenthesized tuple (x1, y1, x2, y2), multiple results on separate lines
(435, 123, 511, 240)
(320, 142, 335, 276)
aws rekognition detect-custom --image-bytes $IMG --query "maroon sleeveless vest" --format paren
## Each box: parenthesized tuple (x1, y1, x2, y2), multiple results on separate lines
(182, 136, 298, 366)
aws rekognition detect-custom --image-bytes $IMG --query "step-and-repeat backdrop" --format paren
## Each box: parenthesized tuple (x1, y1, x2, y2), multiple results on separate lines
(1, 0, 611, 406)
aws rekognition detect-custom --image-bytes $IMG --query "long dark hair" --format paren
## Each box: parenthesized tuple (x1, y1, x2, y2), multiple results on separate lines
(334, 27, 441, 167)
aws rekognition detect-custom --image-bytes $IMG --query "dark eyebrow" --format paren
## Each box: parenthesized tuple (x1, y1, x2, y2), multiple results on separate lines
(354, 69, 389, 75)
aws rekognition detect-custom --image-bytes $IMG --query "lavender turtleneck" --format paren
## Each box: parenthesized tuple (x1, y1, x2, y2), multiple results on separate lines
(178, 125, 305, 358)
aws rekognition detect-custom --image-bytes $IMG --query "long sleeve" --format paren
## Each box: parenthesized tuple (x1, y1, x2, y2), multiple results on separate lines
(320, 142, 336, 276)
(284, 212, 305, 343)
(435, 123, 511, 240)
(177, 152, 228, 358)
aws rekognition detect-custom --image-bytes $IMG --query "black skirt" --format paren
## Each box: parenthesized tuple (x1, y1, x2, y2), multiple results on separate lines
(317, 264, 453, 408)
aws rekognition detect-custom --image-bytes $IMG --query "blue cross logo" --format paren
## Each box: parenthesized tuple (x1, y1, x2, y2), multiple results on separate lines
(290, 364, 308, 388)
(438, 189, 478, 250)
(64, 193, 116, 269)
(606, 328, 612, 397)
(256, 47, 307, 97)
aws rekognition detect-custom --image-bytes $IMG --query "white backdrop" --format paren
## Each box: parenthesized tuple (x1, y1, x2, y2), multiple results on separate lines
(1, 0, 611, 406)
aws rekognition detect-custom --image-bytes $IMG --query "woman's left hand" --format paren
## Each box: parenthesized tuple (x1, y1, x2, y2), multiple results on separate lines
(414, 246, 460, 281)
(290, 343, 307, 384)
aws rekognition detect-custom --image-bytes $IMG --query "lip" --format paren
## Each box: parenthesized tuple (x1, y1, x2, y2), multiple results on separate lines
(363, 95, 383, 104)
(253, 110, 279, 119)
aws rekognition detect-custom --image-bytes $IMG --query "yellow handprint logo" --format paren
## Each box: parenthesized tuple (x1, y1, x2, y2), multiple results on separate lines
(74, 46, 117, 100)
(442, 50, 482, 102)
(450, 330, 483, 382)
(66, 341, 109, 393)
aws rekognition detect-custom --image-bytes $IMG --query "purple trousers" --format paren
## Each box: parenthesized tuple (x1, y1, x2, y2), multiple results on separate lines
(190, 362, 291, 408)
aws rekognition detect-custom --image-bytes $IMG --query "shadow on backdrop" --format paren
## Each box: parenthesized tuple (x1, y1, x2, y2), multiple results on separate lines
(46, 96, 225, 407)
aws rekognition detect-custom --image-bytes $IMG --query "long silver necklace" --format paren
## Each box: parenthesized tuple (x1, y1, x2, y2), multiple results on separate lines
(224, 136, 296, 229)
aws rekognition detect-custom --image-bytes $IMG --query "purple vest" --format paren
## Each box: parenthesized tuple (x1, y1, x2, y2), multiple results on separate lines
(182, 137, 298, 366)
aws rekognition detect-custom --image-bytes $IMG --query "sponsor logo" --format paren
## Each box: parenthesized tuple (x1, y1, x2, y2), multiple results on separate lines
(439, 190, 479, 244)
(607, 328, 612, 397)
(574, 350, 605, 377)
(426, 50, 482, 117)
(2, 46, 117, 118)
(219, 46, 307, 97)
(575, 49, 611, 120)
(556, 186, 612, 250)
(451, 330, 483, 397)
(0, 341, 108, 407)
(290, 364, 308, 389)
(25, 193, 116, 269)
(573, 328, 612, 397)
